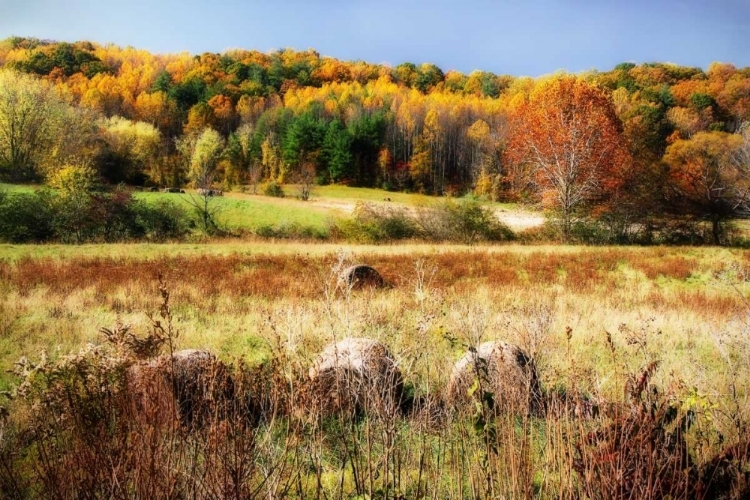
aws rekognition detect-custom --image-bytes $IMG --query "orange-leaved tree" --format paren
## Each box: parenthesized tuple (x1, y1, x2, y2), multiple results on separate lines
(663, 130, 748, 244)
(507, 76, 629, 240)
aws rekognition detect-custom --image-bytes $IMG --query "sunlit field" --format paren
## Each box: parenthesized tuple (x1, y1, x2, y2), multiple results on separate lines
(1, 243, 749, 497)
(3, 3, 750, 495)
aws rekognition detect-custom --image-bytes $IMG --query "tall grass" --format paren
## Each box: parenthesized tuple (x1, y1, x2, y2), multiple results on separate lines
(0, 247, 749, 497)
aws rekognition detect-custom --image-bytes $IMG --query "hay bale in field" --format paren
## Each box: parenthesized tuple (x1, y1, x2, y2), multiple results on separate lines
(308, 338, 404, 417)
(339, 264, 386, 290)
(167, 349, 236, 427)
(128, 349, 236, 428)
(126, 361, 179, 429)
(446, 341, 541, 414)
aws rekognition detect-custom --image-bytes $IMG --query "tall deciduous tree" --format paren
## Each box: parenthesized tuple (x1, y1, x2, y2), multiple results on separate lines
(508, 76, 629, 240)
(188, 128, 224, 188)
(100, 116, 161, 184)
(663, 130, 748, 244)
(182, 128, 225, 234)
(226, 123, 258, 188)
(0, 70, 69, 180)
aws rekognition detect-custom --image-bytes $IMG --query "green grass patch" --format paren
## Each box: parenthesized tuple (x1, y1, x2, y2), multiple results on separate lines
(134, 191, 340, 231)
(0, 182, 40, 194)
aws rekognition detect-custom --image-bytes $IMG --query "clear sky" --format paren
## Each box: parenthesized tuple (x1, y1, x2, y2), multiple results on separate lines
(2, 0, 749, 76)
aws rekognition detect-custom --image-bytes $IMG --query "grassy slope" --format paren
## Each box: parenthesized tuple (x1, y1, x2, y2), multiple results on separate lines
(136, 190, 342, 230)
(0, 183, 354, 232)
(0, 182, 525, 232)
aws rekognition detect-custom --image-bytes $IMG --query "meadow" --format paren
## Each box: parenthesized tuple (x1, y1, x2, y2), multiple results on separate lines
(1, 241, 749, 498)
(0, 182, 538, 241)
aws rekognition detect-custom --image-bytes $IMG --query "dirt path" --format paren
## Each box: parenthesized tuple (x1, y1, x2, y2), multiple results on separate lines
(493, 208, 545, 230)
(309, 198, 545, 231)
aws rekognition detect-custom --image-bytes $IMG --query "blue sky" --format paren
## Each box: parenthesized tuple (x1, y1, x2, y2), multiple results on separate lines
(2, 0, 749, 76)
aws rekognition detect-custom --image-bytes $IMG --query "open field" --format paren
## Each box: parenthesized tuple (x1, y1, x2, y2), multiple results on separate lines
(1, 242, 749, 497)
(1, 244, 745, 391)
(0, 182, 544, 234)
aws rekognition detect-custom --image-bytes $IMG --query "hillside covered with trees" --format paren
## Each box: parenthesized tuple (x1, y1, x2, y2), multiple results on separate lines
(2, 36, 750, 243)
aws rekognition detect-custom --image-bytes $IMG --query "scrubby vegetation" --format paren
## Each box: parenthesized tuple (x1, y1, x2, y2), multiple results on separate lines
(334, 199, 514, 244)
(0, 185, 193, 243)
(0, 183, 517, 244)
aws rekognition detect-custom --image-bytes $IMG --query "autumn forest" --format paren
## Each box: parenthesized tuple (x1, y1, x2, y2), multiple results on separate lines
(2, 36, 750, 243)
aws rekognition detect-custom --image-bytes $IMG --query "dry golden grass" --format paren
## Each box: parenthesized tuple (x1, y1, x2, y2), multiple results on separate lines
(1, 243, 749, 498)
(0, 245, 745, 397)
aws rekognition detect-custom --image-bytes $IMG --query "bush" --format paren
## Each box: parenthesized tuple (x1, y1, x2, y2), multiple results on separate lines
(0, 187, 195, 243)
(335, 200, 514, 244)
(335, 202, 420, 243)
(263, 181, 285, 198)
(0, 190, 56, 243)
(135, 199, 194, 241)
(90, 189, 145, 242)
(418, 199, 515, 243)
(52, 187, 146, 243)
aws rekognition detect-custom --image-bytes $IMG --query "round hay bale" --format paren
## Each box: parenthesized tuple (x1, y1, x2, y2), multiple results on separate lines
(128, 349, 235, 428)
(125, 362, 179, 430)
(167, 349, 235, 426)
(446, 341, 541, 414)
(308, 338, 403, 417)
(339, 265, 386, 290)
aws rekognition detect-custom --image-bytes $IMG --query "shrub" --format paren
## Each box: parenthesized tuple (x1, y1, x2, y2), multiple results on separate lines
(0, 190, 56, 243)
(0, 187, 194, 243)
(135, 199, 193, 241)
(335, 202, 420, 243)
(52, 187, 146, 243)
(336, 200, 514, 244)
(89, 189, 145, 242)
(47, 163, 100, 194)
(255, 222, 328, 240)
(262, 181, 285, 198)
(516, 219, 560, 243)
(418, 199, 515, 243)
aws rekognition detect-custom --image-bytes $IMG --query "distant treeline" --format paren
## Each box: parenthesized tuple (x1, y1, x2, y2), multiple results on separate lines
(1, 37, 750, 242)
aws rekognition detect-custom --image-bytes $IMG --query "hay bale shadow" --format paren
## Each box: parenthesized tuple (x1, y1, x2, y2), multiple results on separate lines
(698, 438, 750, 499)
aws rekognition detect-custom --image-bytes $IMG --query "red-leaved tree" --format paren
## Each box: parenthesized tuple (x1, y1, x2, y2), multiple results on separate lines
(507, 76, 630, 240)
